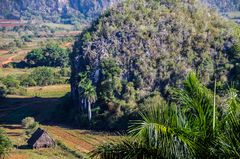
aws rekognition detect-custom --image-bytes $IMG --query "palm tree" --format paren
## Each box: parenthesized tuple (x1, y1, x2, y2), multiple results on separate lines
(212, 88, 240, 158)
(172, 72, 216, 157)
(90, 86, 199, 159)
(91, 72, 240, 158)
(79, 72, 96, 121)
(85, 84, 96, 121)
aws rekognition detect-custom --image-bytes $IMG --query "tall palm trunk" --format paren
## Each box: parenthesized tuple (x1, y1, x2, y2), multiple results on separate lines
(213, 79, 216, 131)
(84, 98, 87, 110)
(88, 100, 92, 121)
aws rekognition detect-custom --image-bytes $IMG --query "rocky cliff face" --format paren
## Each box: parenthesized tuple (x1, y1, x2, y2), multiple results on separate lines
(0, 0, 120, 23)
(69, 0, 120, 17)
(71, 0, 234, 111)
(204, 0, 240, 12)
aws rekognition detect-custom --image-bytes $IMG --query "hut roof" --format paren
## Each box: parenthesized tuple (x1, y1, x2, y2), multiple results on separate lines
(27, 128, 50, 145)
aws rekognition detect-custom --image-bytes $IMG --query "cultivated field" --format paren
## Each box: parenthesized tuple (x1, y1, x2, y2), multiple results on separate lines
(0, 84, 120, 159)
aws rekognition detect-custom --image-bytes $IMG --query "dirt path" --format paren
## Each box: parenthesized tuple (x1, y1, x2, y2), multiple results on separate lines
(1, 54, 17, 66)
(0, 49, 30, 67)
(61, 42, 73, 48)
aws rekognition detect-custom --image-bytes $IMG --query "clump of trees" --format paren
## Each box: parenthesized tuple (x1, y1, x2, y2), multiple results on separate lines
(0, 75, 26, 96)
(20, 67, 66, 86)
(25, 43, 70, 67)
(91, 73, 240, 158)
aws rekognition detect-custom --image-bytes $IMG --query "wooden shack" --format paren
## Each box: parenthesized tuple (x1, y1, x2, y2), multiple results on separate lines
(27, 128, 55, 149)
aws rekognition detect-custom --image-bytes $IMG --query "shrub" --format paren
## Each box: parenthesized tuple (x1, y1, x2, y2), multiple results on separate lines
(22, 117, 39, 136)
(7, 87, 27, 96)
(29, 67, 56, 86)
(59, 67, 71, 77)
(0, 76, 28, 96)
(22, 117, 35, 129)
(2, 76, 20, 88)
(0, 129, 12, 158)
(19, 75, 37, 87)
(0, 83, 7, 98)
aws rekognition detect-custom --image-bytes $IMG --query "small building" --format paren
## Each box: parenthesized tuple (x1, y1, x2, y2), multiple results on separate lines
(27, 128, 55, 149)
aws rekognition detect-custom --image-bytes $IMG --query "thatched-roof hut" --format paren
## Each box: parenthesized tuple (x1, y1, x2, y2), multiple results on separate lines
(27, 128, 55, 149)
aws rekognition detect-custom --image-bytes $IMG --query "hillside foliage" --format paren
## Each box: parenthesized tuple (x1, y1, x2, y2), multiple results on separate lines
(71, 0, 238, 129)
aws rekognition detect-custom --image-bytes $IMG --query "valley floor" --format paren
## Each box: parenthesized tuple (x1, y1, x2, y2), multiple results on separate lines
(0, 85, 120, 159)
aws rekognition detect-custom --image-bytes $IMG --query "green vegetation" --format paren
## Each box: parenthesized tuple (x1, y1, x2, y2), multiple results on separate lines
(91, 73, 240, 158)
(2, 0, 240, 158)
(0, 82, 7, 98)
(0, 67, 68, 96)
(71, 0, 239, 130)
(25, 43, 70, 67)
(0, 129, 12, 158)
(22, 67, 66, 86)
(22, 117, 39, 136)
(56, 140, 84, 159)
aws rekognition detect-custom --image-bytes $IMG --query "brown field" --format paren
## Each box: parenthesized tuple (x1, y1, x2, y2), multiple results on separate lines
(0, 19, 26, 28)
(45, 126, 120, 153)
(0, 40, 74, 67)
(0, 49, 30, 67)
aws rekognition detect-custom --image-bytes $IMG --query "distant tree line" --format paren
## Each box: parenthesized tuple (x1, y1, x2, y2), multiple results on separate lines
(0, 67, 70, 97)
(25, 43, 70, 67)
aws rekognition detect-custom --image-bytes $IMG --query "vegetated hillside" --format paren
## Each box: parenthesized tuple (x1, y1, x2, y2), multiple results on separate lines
(70, 0, 237, 129)
(1, 0, 237, 24)
(203, 0, 240, 12)
(0, 0, 120, 23)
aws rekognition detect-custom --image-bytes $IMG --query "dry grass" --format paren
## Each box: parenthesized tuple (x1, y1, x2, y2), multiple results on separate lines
(26, 84, 70, 98)
(0, 68, 32, 77)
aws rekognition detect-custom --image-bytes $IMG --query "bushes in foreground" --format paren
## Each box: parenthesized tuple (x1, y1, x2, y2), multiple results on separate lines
(0, 130, 12, 158)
